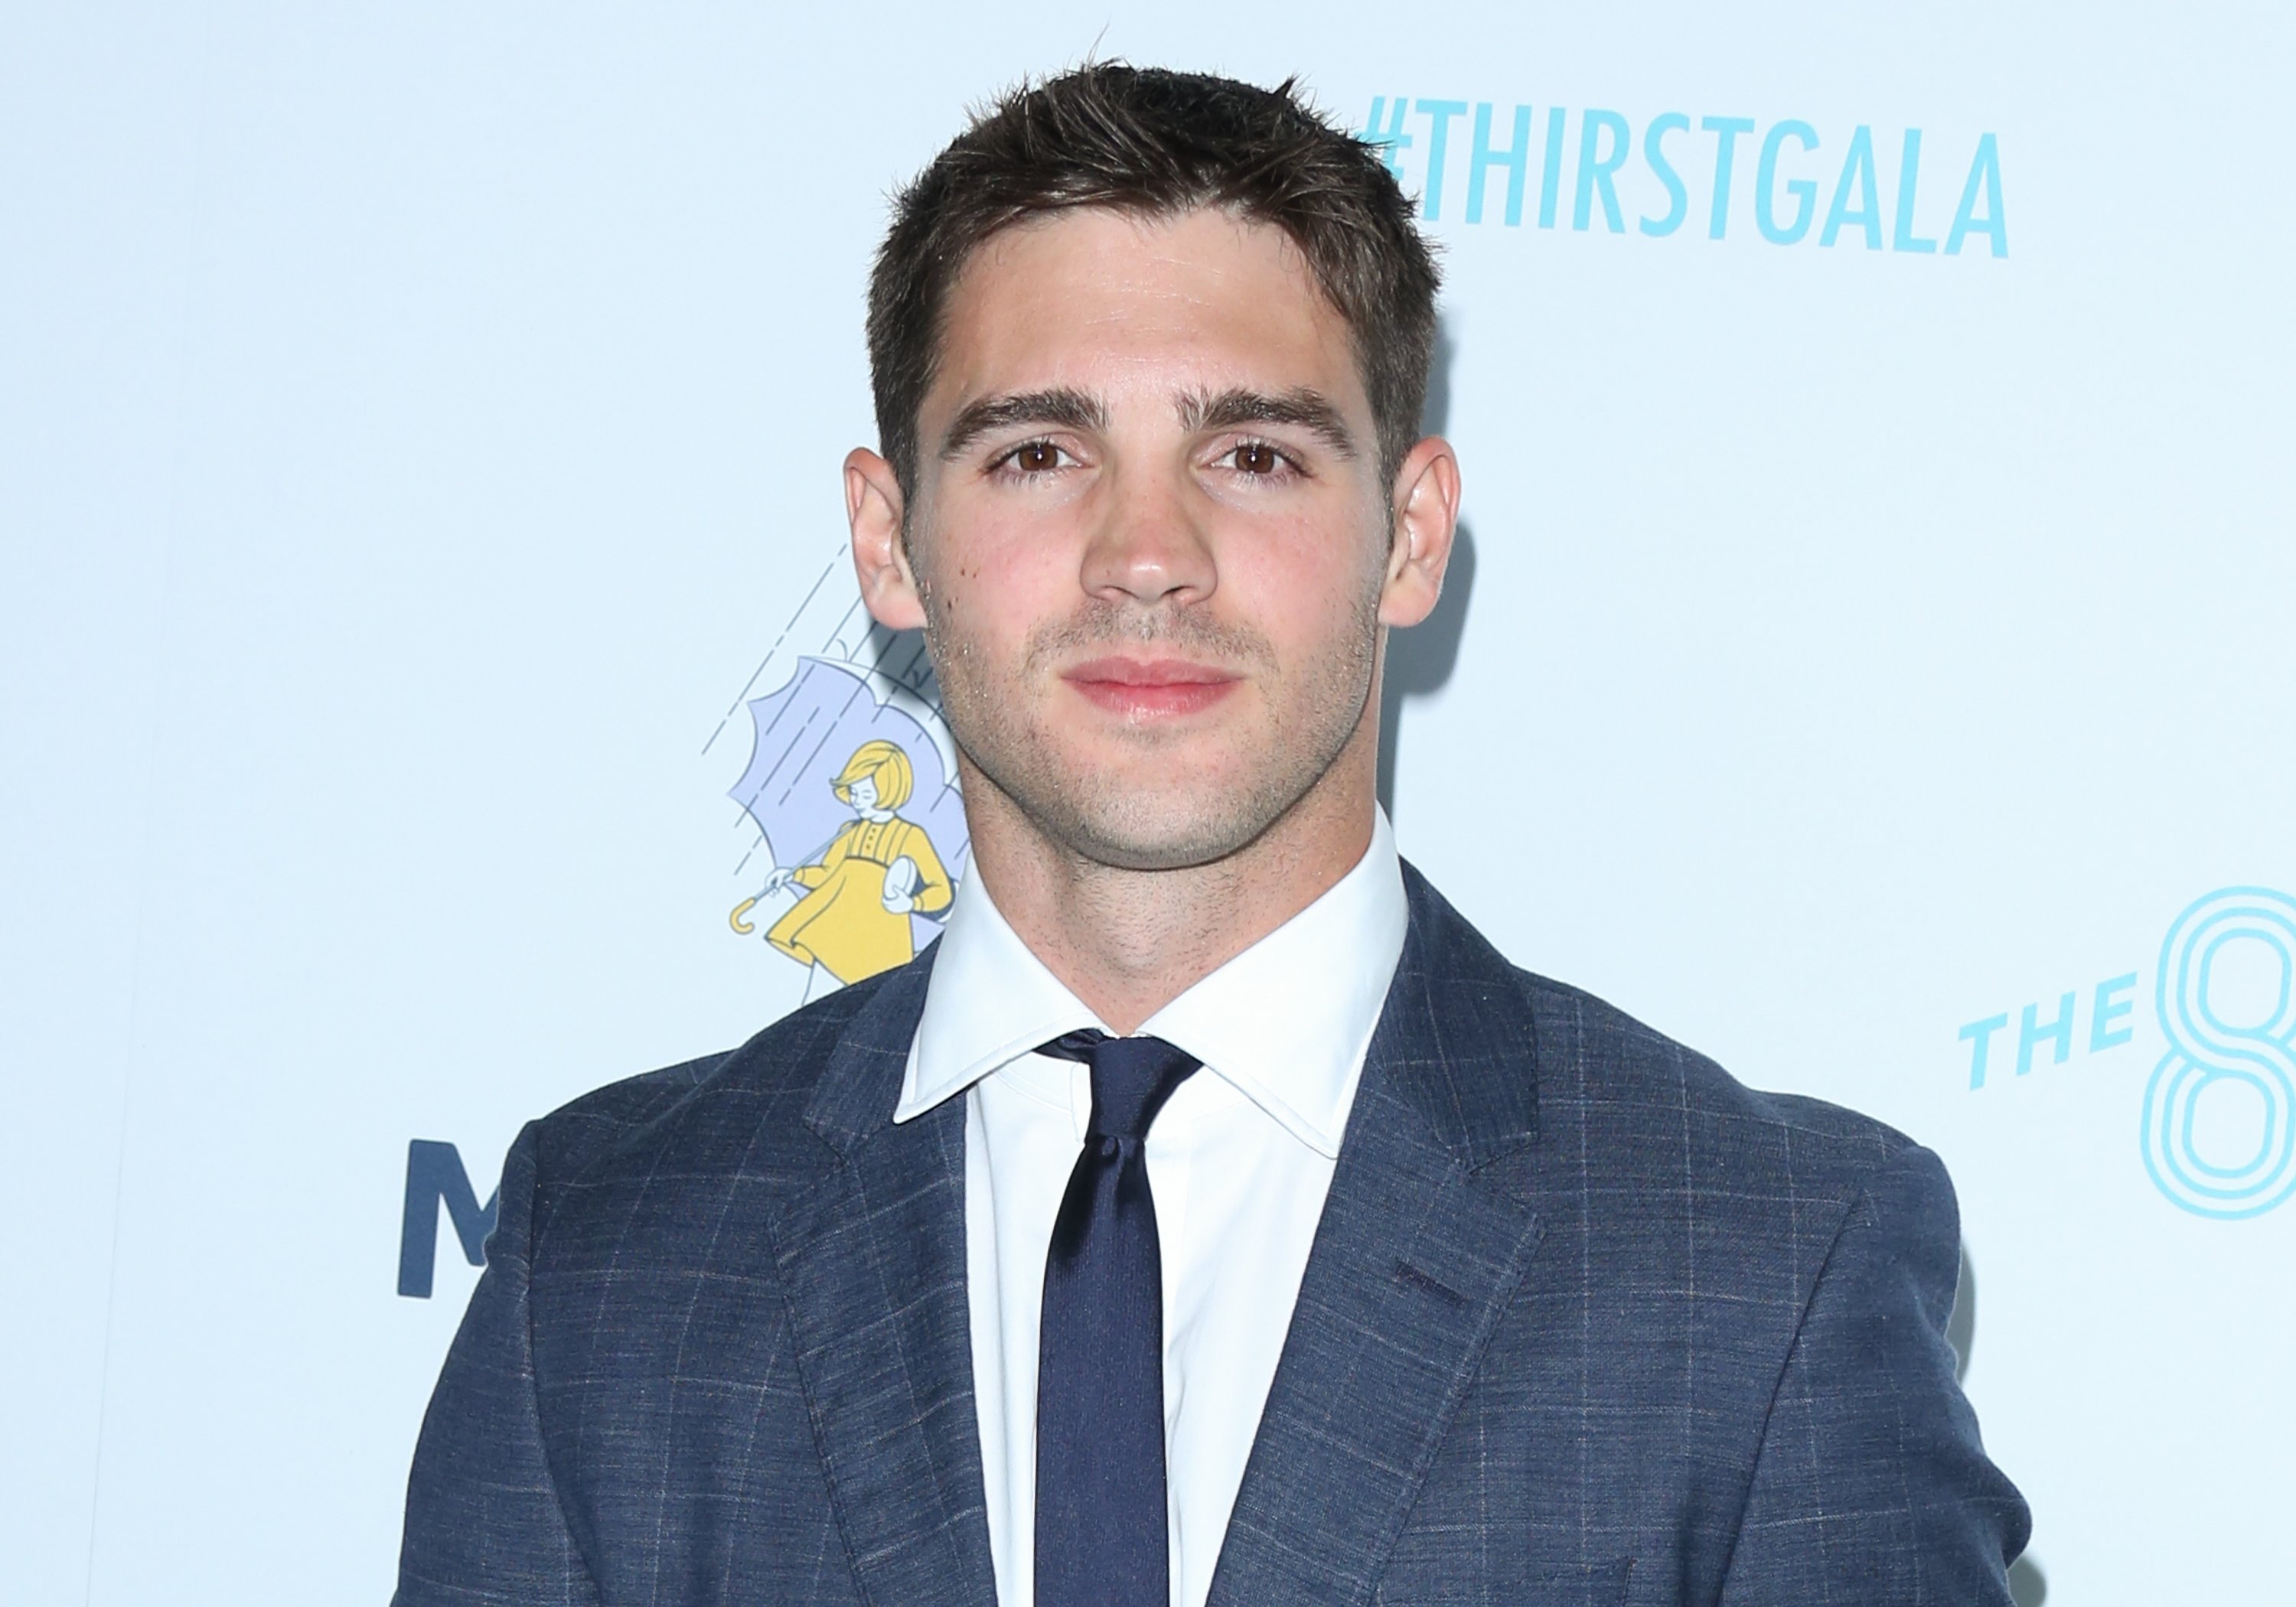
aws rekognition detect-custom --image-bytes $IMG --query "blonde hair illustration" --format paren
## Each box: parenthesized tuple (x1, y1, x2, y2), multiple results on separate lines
(831, 739, 915, 810)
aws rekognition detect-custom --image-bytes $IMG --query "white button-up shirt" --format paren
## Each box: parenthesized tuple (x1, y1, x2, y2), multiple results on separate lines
(892, 811, 1409, 1607)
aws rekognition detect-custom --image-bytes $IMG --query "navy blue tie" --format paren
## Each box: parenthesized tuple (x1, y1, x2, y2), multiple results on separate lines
(1033, 1029, 1202, 1607)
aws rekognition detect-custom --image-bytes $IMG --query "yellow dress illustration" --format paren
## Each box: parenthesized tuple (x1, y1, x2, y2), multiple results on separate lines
(755, 740, 952, 985)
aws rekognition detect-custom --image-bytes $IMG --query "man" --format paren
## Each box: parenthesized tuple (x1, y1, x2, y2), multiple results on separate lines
(397, 65, 2029, 1606)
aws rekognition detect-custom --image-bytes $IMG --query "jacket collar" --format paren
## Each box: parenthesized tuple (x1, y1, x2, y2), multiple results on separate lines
(796, 942, 938, 1158)
(1368, 861, 1541, 1172)
(770, 944, 998, 1607)
(1205, 865, 1547, 1607)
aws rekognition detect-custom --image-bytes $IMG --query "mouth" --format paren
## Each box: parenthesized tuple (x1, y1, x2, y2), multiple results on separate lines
(1060, 656, 1243, 720)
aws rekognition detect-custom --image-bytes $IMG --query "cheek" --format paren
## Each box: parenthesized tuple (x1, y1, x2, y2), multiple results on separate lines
(1221, 512, 1385, 643)
(918, 510, 1080, 651)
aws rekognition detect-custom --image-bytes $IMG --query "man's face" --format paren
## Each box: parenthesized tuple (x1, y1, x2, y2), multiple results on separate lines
(855, 206, 1449, 872)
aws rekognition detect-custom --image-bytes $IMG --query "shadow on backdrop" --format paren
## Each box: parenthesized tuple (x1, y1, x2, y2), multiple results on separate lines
(1379, 319, 1474, 822)
(1378, 523, 1476, 821)
(1949, 1244, 2046, 1605)
(1949, 1244, 1977, 1384)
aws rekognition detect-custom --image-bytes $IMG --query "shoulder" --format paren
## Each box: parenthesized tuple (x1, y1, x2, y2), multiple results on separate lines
(514, 958, 925, 1225)
(1516, 965, 1958, 1251)
(1523, 968, 1919, 1167)
(1401, 865, 1929, 1211)
(1500, 966, 1961, 1302)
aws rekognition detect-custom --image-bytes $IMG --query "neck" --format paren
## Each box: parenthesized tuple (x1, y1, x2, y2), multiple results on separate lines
(956, 715, 1381, 1035)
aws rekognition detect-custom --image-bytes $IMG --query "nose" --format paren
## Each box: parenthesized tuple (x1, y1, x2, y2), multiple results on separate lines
(1078, 459, 1217, 609)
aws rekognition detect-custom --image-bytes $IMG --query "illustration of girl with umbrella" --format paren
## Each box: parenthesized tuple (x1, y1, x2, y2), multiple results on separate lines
(733, 738, 952, 990)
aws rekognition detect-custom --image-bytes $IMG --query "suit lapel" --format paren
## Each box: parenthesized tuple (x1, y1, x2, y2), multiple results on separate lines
(763, 954, 999, 1607)
(1207, 868, 1547, 1607)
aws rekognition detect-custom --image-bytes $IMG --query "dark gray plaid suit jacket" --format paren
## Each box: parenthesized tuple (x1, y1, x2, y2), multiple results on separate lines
(396, 866, 2028, 1605)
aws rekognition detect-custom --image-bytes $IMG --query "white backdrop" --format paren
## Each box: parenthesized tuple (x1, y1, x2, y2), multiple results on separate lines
(6, 4, 2292, 1602)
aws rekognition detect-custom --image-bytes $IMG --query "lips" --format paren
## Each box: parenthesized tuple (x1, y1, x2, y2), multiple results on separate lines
(1061, 656, 1241, 719)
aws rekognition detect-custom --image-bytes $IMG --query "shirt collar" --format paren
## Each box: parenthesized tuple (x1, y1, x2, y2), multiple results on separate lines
(894, 810, 1408, 1158)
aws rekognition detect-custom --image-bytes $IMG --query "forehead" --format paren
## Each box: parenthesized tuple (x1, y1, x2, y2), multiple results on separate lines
(931, 207, 1365, 412)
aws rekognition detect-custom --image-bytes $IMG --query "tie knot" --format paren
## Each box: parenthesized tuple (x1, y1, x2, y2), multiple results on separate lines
(1038, 1030, 1202, 1141)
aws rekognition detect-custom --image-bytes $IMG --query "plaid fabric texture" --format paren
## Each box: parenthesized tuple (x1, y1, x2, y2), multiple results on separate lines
(396, 866, 2028, 1606)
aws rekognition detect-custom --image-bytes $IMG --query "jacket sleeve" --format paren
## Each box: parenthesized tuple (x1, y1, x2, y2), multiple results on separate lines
(1717, 1143, 2030, 1605)
(395, 1122, 602, 1605)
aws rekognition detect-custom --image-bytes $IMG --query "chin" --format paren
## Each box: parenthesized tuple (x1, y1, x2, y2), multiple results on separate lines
(950, 686, 1365, 872)
(1058, 823, 1259, 874)
(1045, 774, 1305, 872)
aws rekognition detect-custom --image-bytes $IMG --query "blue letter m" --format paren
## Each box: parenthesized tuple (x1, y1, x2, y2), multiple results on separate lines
(398, 1139, 499, 1299)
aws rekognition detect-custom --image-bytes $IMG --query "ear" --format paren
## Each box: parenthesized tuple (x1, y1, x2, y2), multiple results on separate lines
(1378, 435, 1462, 629)
(846, 448, 927, 631)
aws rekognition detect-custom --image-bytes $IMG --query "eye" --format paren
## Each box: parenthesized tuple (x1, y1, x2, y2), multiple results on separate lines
(1217, 438, 1299, 478)
(995, 438, 1070, 475)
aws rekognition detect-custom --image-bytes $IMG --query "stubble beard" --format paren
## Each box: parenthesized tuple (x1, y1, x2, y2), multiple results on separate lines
(922, 576, 1384, 874)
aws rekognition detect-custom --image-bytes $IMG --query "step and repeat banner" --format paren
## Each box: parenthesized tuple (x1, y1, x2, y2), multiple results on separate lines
(6, 4, 2290, 1603)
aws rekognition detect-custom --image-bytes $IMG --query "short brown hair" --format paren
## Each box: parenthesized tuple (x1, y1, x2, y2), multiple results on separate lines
(866, 64, 1441, 498)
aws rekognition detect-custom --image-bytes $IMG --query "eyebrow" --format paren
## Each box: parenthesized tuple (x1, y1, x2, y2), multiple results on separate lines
(936, 383, 1362, 462)
(1178, 386, 1359, 459)
(939, 388, 1109, 459)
